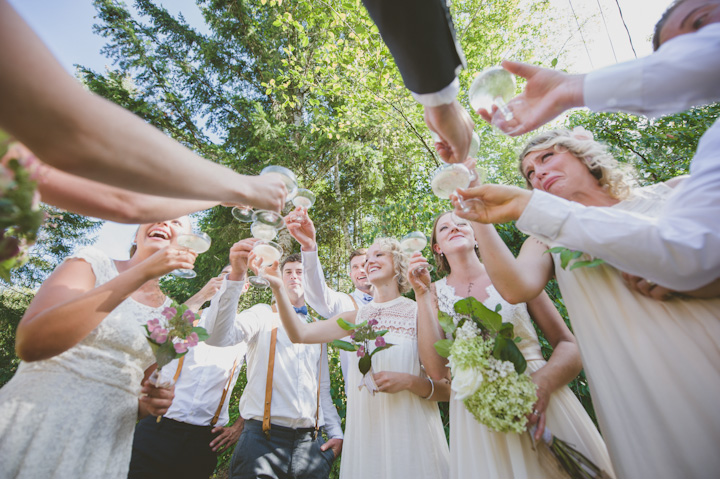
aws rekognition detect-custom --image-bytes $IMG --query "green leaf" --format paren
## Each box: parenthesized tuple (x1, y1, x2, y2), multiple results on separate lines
(559, 248, 583, 269)
(369, 344, 393, 356)
(568, 258, 606, 270)
(437, 311, 456, 338)
(434, 339, 453, 358)
(358, 354, 372, 375)
(330, 339, 357, 352)
(551, 57, 558, 68)
(454, 297, 501, 332)
(336, 317, 358, 331)
(192, 326, 209, 342)
(492, 336, 527, 374)
(155, 341, 177, 369)
(497, 322, 514, 339)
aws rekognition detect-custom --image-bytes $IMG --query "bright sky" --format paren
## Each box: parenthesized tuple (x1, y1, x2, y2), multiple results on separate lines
(10, 0, 669, 260)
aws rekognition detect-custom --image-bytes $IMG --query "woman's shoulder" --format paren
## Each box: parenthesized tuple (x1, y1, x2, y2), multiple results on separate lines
(65, 246, 116, 284)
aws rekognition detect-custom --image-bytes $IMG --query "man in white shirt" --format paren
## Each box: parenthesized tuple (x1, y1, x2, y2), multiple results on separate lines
(285, 207, 373, 382)
(459, 0, 720, 293)
(128, 268, 247, 479)
(203, 243, 343, 479)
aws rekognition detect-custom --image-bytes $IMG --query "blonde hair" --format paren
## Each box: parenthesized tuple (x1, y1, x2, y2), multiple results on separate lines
(372, 237, 410, 294)
(518, 128, 632, 201)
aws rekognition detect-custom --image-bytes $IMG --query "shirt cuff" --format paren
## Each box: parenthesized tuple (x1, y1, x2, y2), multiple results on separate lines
(411, 77, 459, 107)
(516, 190, 572, 240)
(584, 60, 643, 113)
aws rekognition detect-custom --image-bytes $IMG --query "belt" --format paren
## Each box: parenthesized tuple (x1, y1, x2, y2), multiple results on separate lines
(245, 419, 318, 438)
(159, 417, 215, 431)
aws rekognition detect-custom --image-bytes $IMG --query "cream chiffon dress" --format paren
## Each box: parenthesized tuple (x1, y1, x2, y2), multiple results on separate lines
(550, 183, 720, 479)
(0, 247, 167, 478)
(339, 296, 450, 479)
(436, 277, 614, 479)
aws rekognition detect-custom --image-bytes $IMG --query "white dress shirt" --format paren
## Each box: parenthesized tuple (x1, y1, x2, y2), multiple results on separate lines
(516, 24, 720, 290)
(203, 279, 343, 439)
(301, 249, 373, 383)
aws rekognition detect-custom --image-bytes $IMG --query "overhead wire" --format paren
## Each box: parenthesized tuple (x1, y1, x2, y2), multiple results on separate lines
(567, 0, 594, 68)
(614, 0, 638, 58)
(596, 0, 618, 63)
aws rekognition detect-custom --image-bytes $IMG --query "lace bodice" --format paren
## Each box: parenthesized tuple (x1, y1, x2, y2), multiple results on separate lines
(435, 278, 544, 362)
(358, 296, 418, 341)
(17, 247, 167, 395)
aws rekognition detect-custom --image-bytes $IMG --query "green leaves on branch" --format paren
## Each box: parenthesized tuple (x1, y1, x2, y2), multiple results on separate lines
(546, 247, 606, 271)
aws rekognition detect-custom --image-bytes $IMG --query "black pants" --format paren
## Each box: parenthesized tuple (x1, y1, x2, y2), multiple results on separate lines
(230, 419, 335, 479)
(128, 416, 219, 479)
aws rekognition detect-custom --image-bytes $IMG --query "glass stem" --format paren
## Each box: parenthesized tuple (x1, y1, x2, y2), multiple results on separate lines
(495, 97, 514, 122)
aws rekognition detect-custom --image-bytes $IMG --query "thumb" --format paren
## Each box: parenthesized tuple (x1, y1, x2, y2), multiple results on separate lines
(501, 60, 537, 79)
(320, 442, 329, 451)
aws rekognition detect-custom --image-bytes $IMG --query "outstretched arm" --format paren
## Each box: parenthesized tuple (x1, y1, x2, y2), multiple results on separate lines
(0, 1, 285, 211)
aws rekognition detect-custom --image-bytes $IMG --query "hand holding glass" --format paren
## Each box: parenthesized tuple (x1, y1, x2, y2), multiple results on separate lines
(431, 163, 483, 212)
(249, 240, 283, 289)
(469, 67, 516, 122)
(231, 165, 298, 222)
(400, 231, 433, 274)
(172, 232, 211, 278)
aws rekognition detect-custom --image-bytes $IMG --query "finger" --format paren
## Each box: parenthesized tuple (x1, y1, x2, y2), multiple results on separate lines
(476, 107, 492, 123)
(535, 413, 546, 441)
(501, 59, 535, 80)
(320, 443, 329, 451)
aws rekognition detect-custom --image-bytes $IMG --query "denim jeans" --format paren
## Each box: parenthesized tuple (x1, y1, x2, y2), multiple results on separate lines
(230, 419, 335, 479)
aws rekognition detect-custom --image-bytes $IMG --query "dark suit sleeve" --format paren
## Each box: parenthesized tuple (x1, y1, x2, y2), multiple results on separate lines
(362, 0, 465, 95)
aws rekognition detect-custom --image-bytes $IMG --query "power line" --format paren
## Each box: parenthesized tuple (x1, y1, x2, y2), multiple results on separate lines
(596, 0, 618, 63)
(614, 0, 638, 58)
(568, 0, 594, 68)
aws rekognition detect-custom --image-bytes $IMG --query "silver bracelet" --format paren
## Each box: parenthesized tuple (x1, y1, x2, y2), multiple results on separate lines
(423, 377, 435, 400)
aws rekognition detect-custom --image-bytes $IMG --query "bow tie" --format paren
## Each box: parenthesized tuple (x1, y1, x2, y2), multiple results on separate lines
(361, 294, 373, 303)
(294, 305, 308, 315)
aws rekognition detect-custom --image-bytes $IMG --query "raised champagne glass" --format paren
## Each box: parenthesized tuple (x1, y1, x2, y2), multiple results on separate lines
(231, 206, 254, 223)
(400, 231, 434, 274)
(468, 67, 516, 121)
(249, 240, 283, 289)
(261, 165, 298, 201)
(431, 163, 482, 211)
(292, 188, 316, 209)
(250, 220, 278, 241)
(173, 231, 212, 278)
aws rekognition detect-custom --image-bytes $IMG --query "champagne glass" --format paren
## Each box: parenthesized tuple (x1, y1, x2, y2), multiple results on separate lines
(261, 165, 298, 201)
(231, 206, 254, 223)
(252, 209, 285, 229)
(292, 188, 316, 209)
(250, 221, 278, 241)
(468, 67, 516, 121)
(431, 163, 483, 211)
(400, 231, 434, 274)
(249, 240, 283, 289)
(173, 232, 212, 278)
(430, 130, 480, 160)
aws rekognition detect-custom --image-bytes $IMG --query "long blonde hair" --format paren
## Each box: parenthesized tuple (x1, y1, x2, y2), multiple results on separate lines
(372, 237, 410, 294)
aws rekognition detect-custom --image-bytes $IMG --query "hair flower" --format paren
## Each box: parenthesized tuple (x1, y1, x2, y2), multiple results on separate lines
(571, 126, 594, 141)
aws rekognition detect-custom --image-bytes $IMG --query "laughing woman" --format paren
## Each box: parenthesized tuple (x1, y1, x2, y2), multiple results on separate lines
(0, 218, 197, 478)
(265, 238, 450, 479)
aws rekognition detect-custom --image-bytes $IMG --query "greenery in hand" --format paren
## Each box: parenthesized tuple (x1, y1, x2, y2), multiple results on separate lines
(331, 317, 393, 376)
(546, 247, 606, 271)
(144, 301, 209, 369)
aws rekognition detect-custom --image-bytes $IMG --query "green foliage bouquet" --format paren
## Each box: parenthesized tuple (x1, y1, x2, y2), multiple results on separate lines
(331, 317, 393, 395)
(0, 135, 46, 282)
(144, 301, 209, 388)
(434, 297, 536, 433)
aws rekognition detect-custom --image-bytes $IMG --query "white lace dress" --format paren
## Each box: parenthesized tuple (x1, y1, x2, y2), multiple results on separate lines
(339, 296, 450, 479)
(436, 278, 614, 479)
(0, 247, 167, 478)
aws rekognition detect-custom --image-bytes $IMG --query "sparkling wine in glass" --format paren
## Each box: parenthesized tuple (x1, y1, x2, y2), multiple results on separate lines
(252, 210, 285, 229)
(468, 67, 516, 121)
(292, 189, 316, 209)
(249, 240, 283, 289)
(400, 231, 434, 274)
(431, 163, 478, 212)
(232, 206, 255, 223)
(250, 221, 278, 241)
(261, 165, 298, 201)
(173, 232, 212, 278)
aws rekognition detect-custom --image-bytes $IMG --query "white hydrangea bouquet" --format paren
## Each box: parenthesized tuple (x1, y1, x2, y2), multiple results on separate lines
(434, 297, 536, 433)
(436, 297, 613, 479)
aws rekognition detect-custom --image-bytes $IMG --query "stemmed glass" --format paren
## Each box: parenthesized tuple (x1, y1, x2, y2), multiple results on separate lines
(400, 231, 433, 274)
(292, 188, 316, 209)
(231, 165, 299, 222)
(430, 163, 484, 212)
(172, 231, 212, 278)
(250, 220, 278, 241)
(468, 67, 516, 122)
(249, 240, 283, 289)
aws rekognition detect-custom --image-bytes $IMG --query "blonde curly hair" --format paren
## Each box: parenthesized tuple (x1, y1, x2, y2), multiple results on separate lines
(518, 128, 632, 201)
(371, 237, 410, 294)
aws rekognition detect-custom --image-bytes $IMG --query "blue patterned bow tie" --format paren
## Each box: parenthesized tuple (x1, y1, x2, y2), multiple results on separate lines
(362, 294, 373, 303)
(294, 305, 308, 315)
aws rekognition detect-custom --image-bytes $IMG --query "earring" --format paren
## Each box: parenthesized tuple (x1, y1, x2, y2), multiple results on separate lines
(440, 252, 445, 258)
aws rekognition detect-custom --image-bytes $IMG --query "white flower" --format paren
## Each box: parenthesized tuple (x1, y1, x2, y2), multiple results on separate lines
(455, 320, 480, 341)
(450, 361, 484, 400)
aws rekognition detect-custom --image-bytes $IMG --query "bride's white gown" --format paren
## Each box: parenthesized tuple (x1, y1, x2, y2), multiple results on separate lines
(0, 248, 167, 478)
(436, 278, 614, 479)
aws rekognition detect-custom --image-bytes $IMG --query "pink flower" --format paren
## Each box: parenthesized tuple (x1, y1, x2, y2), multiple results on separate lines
(173, 341, 188, 354)
(146, 318, 161, 333)
(375, 336, 386, 348)
(150, 327, 168, 344)
(357, 346, 366, 358)
(183, 309, 196, 325)
(368, 319, 378, 327)
(350, 332, 356, 340)
(186, 332, 199, 348)
(162, 307, 177, 320)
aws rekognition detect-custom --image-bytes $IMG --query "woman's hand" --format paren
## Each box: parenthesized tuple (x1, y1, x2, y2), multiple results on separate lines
(373, 371, 411, 394)
(452, 184, 532, 224)
(285, 207, 318, 251)
(251, 253, 282, 290)
(138, 379, 175, 418)
(407, 252, 432, 296)
(228, 238, 260, 281)
(527, 370, 551, 441)
(134, 245, 197, 281)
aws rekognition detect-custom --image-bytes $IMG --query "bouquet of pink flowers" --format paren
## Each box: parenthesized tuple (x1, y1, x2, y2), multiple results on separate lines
(331, 316, 393, 395)
(144, 301, 209, 387)
(0, 135, 45, 282)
